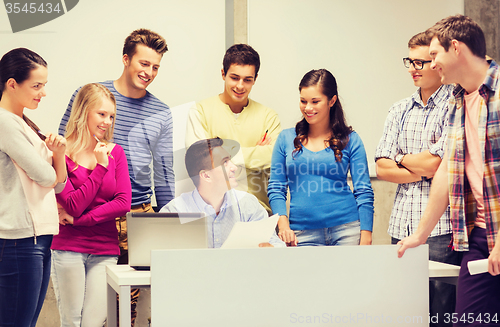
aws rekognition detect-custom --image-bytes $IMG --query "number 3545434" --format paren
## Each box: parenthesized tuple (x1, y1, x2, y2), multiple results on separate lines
(5, 2, 61, 14)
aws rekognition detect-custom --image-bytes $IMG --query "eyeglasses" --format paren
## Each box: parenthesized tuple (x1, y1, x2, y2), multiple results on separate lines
(403, 57, 432, 70)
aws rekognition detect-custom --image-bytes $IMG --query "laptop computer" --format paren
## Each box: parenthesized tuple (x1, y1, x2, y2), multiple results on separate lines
(126, 212, 208, 270)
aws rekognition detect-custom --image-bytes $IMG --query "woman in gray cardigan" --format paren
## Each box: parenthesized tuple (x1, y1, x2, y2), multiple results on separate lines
(0, 48, 67, 327)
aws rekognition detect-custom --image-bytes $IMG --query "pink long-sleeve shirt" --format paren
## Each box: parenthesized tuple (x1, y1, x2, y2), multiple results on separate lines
(51, 145, 131, 255)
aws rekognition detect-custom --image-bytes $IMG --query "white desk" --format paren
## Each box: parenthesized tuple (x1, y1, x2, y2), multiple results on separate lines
(106, 265, 150, 327)
(429, 260, 461, 285)
(106, 260, 460, 326)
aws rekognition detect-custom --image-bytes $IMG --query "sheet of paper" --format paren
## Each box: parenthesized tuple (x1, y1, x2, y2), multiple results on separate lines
(468, 258, 488, 275)
(221, 214, 279, 249)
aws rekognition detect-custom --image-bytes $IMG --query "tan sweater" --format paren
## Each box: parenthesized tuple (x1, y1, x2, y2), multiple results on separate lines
(185, 96, 281, 212)
(0, 108, 59, 239)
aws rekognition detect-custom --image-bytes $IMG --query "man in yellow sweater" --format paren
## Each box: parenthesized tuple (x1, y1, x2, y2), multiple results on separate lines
(186, 44, 281, 213)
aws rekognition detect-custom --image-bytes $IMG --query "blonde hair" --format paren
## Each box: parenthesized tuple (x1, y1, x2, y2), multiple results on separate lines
(65, 83, 116, 163)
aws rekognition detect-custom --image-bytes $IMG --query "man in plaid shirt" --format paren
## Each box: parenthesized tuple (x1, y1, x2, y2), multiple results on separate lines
(399, 15, 500, 325)
(376, 31, 460, 326)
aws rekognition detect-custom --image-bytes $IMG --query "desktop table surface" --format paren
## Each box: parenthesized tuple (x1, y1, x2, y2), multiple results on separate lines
(107, 260, 460, 287)
(428, 260, 461, 278)
(106, 264, 151, 287)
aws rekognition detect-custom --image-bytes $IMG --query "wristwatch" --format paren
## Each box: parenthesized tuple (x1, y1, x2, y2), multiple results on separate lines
(395, 153, 405, 166)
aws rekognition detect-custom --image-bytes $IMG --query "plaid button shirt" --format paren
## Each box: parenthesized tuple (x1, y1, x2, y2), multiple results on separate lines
(448, 60, 500, 252)
(376, 85, 454, 240)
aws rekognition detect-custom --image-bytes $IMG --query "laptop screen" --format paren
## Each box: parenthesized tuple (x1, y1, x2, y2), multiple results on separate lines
(127, 212, 208, 269)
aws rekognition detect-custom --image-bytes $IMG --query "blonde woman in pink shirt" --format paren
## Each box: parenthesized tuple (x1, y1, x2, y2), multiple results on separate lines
(51, 83, 131, 327)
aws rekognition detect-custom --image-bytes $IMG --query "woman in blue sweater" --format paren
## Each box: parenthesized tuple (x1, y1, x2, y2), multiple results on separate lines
(268, 69, 374, 246)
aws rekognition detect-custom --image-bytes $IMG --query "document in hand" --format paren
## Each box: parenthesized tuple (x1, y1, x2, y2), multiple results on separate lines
(221, 214, 279, 249)
(468, 259, 488, 275)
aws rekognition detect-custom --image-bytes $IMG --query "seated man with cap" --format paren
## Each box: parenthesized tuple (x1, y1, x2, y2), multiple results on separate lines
(160, 137, 285, 248)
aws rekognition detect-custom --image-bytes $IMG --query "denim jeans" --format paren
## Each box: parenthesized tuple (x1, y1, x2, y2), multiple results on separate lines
(294, 220, 361, 246)
(392, 233, 462, 327)
(51, 250, 117, 327)
(0, 235, 53, 327)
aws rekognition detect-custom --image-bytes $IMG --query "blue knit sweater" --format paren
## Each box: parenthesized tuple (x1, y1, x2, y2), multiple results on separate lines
(268, 128, 374, 231)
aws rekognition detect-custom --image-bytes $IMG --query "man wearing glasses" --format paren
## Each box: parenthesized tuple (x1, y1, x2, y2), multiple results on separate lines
(375, 32, 460, 326)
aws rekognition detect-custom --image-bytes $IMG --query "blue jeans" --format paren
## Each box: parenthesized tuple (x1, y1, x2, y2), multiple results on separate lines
(295, 220, 361, 246)
(392, 234, 462, 327)
(51, 250, 118, 327)
(0, 235, 53, 327)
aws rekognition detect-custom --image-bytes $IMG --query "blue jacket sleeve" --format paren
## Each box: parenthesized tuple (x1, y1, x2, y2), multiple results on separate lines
(348, 132, 374, 231)
(267, 131, 289, 217)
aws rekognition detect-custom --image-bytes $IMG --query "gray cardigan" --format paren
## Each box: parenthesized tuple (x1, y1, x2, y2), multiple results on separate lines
(0, 107, 59, 239)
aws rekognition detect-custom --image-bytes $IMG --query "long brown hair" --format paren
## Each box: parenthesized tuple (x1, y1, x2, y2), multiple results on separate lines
(292, 69, 352, 161)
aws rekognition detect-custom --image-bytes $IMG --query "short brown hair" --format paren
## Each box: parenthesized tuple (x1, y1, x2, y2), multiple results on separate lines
(408, 32, 431, 48)
(185, 138, 224, 187)
(223, 44, 260, 77)
(123, 28, 168, 58)
(426, 15, 485, 58)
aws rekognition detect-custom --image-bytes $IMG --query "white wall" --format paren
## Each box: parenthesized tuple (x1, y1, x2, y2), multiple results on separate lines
(247, 0, 464, 174)
(1, 0, 464, 174)
(0, 0, 226, 134)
